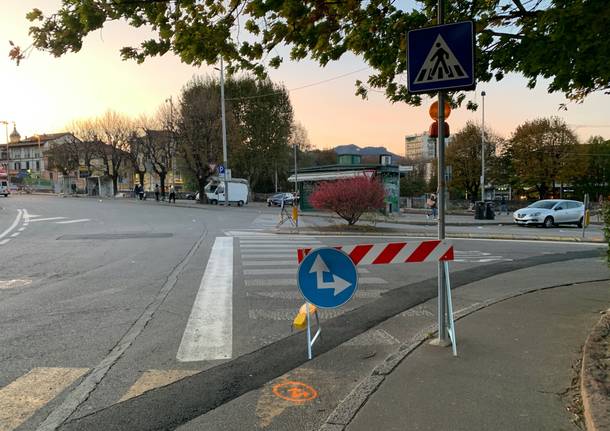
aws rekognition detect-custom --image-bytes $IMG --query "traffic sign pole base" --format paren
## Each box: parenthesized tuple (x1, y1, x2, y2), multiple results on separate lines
(429, 337, 452, 347)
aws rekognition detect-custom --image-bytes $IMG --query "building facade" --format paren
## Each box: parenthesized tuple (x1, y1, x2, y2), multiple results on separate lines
(404, 132, 437, 160)
(0, 126, 75, 189)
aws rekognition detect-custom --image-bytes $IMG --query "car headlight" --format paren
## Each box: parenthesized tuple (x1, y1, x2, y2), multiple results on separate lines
(530, 212, 540, 217)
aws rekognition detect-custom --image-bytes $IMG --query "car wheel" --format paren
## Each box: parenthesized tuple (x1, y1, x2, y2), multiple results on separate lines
(577, 217, 583, 228)
(543, 216, 554, 228)
(238, 200, 244, 207)
(211, 199, 218, 205)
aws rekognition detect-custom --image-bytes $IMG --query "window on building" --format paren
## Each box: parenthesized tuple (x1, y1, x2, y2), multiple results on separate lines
(36, 160, 40, 171)
(26, 161, 30, 170)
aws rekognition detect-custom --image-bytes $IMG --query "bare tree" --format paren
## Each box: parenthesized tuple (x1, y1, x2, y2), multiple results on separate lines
(67, 119, 101, 181)
(139, 108, 174, 198)
(289, 122, 312, 152)
(95, 111, 133, 195)
(46, 136, 80, 193)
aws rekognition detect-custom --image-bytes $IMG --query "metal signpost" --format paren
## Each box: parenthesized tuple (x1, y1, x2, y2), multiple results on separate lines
(408, 8, 475, 348)
(297, 240, 457, 356)
(297, 248, 358, 359)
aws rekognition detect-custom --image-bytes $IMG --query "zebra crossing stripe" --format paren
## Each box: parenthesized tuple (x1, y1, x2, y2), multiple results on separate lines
(0, 367, 88, 431)
(56, 219, 91, 224)
(244, 277, 387, 287)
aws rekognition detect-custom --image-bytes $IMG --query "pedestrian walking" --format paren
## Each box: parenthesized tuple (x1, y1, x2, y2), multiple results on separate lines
(427, 193, 438, 219)
(137, 184, 145, 200)
(134, 184, 140, 199)
(169, 185, 176, 204)
(500, 196, 508, 215)
(154, 184, 160, 201)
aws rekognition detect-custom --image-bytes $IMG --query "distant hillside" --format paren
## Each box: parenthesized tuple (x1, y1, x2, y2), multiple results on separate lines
(334, 144, 401, 161)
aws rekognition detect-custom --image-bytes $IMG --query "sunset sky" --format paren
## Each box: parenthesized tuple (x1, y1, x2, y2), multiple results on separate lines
(1, 1, 609, 156)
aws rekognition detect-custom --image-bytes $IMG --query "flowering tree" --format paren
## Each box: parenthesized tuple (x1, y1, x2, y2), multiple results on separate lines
(309, 176, 385, 226)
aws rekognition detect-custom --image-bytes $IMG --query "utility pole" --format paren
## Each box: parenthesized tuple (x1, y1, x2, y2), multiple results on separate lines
(433, 0, 449, 346)
(166, 96, 176, 189)
(220, 57, 229, 206)
(481, 90, 486, 201)
(294, 142, 299, 227)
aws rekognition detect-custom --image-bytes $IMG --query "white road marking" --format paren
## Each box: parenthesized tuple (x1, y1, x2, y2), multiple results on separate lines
(249, 308, 350, 320)
(56, 219, 91, 224)
(0, 279, 32, 289)
(18, 227, 25, 232)
(239, 244, 319, 249)
(241, 254, 299, 259)
(177, 237, 233, 362)
(239, 239, 321, 244)
(243, 267, 369, 275)
(10, 232, 19, 238)
(28, 217, 66, 223)
(247, 289, 385, 299)
(0, 209, 22, 240)
(0, 239, 10, 245)
(243, 278, 386, 288)
(242, 261, 296, 267)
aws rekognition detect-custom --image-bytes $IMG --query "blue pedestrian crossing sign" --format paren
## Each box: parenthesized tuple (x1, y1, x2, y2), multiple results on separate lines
(297, 248, 358, 309)
(407, 21, 475, 93)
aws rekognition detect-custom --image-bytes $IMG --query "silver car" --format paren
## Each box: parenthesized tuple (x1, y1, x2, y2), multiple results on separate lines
(513, 199, 584, 228)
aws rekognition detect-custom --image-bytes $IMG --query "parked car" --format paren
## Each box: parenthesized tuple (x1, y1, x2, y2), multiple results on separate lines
(0, 179, 9, 197)
(513, 199, 584, 228)
(267, 192, 295, 206)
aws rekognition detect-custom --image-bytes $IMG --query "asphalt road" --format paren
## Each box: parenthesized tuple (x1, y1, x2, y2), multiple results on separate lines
(0, 195, 605, 431)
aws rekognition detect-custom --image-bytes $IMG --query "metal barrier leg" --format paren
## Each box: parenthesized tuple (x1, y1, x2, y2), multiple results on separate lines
(306, 302, 312, 360)
(444, 261, 457, 356)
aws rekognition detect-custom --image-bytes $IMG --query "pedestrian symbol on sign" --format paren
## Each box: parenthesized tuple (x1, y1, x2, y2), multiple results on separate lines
(414, 35, 467, 84)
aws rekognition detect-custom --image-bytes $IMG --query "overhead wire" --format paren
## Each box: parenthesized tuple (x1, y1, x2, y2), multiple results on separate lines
(225, 67, 370, 101)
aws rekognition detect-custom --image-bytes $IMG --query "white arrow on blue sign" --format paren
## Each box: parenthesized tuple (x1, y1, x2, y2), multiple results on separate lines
(297, 248, 358, 309)
(407, 21, 475, 94)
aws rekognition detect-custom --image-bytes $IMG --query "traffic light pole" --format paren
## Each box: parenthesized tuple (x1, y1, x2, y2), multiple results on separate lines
(433, 0, 450, 347)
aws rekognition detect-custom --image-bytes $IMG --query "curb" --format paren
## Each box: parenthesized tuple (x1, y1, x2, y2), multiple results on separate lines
(319, 279, 610, 431)
(273, 229, 605, 244)
(580, 307, 610, 431)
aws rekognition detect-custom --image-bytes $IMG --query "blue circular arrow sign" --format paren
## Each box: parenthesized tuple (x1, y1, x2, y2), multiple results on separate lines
(297, 248, 358, 309)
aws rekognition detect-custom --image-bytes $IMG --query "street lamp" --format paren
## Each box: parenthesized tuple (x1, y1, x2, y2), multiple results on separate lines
(165, 97, 176, 191)
(480, 91, 486, 202)
(215, 57, 229, 206)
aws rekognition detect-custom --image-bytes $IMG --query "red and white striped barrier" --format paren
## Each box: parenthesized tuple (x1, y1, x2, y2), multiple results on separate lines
(297, 240, 453, 265)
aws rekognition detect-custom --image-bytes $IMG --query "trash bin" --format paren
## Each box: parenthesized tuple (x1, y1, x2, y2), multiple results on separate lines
(474, 201, 486, 219)
(485, 201, 495, 220)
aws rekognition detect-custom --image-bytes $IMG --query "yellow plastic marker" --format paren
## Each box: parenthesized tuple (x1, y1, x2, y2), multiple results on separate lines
(292, 303, 317, 331)
(292, 206, 298, 223)
(585, 209, 590, 226)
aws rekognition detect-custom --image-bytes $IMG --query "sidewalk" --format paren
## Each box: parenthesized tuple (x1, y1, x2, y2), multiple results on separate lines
(343, 280, 610, 431)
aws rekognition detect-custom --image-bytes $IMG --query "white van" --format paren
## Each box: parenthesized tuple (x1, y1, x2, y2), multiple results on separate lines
(205, 177, 249, 206)
(0, 179, 9, 197)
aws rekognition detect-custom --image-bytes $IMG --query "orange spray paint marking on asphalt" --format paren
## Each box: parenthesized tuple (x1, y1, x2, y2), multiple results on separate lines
(272, 381, 318, 403)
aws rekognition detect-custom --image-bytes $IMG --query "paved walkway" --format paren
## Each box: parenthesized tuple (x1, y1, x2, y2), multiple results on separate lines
(345, 281, 610, 431)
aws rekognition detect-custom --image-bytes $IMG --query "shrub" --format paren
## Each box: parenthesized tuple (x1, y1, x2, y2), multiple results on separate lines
(309, 176, 385, 225)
